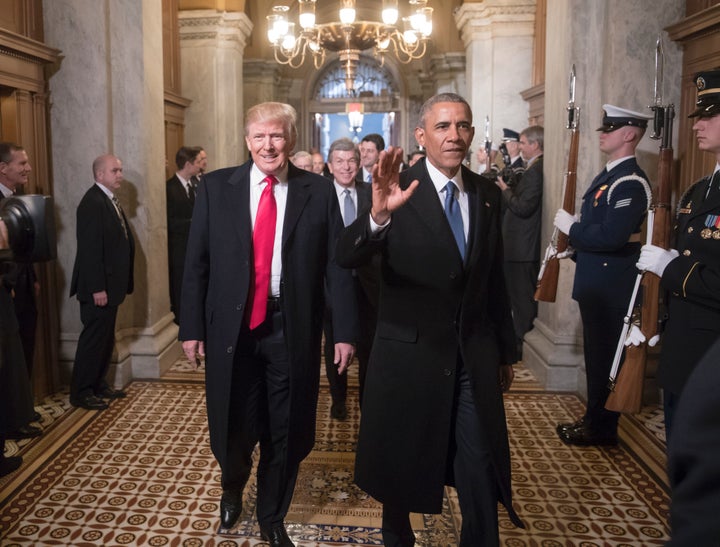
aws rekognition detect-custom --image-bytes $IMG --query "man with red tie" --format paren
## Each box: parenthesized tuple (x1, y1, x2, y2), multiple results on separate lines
(180, 102, 357, 547)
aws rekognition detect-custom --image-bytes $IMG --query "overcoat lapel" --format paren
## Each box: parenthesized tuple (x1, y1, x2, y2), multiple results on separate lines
(225, 164, 252, 254)
(283, 169, 312, 247)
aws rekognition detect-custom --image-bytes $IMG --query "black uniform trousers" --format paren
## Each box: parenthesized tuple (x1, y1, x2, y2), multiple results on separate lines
(70, 301, 118, 400)
(578, 302, 623, 434)
(222, 308, 298, 528)
(382, 361, 500, 547)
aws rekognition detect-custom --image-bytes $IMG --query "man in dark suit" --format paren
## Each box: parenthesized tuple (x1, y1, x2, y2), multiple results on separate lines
(179, 102, 357, 547)
(337, 93, 523, 546)
(0, 142, 41, 440)
(496, 126, 543, 356)
(166, 146, 204, 325)
(0, 217, 32, 477)
(554, 105, 652, 446)
(356, 133, 385, 185)
(636, 70, 720, 436)
(323, 137, 376, 420)
(70, 154, 134, 411)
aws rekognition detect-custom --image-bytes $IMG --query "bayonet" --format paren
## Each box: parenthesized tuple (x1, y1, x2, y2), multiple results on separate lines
(567, 64, 579, 130)
(650, 35, 666, 140)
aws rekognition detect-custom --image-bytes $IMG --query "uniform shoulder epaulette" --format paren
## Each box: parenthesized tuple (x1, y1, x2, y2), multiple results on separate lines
(606, 173, 652, 211)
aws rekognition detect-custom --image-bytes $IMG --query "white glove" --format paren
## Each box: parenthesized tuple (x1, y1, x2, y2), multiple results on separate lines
(624, 324, 646, 347)
(636, 244, 679, 278)
(648, 334, 660, 347)
(556, 246, 575, 260)
(554, 209, 578, 235)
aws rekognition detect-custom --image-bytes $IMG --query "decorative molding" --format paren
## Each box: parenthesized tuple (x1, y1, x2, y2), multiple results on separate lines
(178, 9, 253, 46)
(0, 28, 60, 65)
(454, 0, 536, 47)
(666, 4, 720, 43)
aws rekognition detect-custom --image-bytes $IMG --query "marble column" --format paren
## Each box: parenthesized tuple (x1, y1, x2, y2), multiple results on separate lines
(178, 10, 253, 170)
(44, 0, 180, 385)
(455, 0, 536, 172)
(523, 0, 684, 396)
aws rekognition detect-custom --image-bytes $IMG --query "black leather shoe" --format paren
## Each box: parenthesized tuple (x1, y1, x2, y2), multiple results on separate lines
(219, 492, 242, 529)
(97, 388, 127, 399)
(260, 524, 295, 547)
(6, 424, 42, 440)
(71, 395, 109, 410)
(0, 456, 22, 478)
(32, 411, 42, 422)
(330, 401, 347, 421)
(558, 423, 617, 446)
(556, 418, 585, 435)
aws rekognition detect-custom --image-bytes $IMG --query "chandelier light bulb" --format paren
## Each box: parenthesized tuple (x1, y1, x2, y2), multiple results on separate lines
(299, 0, 316, 30)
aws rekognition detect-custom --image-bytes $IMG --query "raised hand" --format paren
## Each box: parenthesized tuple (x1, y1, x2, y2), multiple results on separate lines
(370, 146, 420, 225)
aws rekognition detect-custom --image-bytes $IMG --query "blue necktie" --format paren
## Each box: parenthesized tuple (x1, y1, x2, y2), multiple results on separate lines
(343, 189, 356, 227)
(443, 181, 465, 259)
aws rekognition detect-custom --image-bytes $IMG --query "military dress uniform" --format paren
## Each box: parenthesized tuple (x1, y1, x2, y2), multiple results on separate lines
(657, 173, 720, 427)
(557, 105, 653, 445)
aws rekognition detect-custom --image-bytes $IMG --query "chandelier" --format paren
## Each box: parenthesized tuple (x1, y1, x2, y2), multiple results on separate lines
(266, 0, 433, 95)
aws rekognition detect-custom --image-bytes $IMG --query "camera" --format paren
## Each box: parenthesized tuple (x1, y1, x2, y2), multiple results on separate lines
(0, 195, 57, 263)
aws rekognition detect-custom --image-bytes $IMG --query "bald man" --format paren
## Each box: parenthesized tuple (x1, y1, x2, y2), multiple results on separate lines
(69, 154, 135, 410)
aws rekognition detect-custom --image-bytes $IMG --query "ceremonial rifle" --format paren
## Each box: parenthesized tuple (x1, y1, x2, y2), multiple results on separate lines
(534, 64, 579, 302)
(606, 37, 674, 413)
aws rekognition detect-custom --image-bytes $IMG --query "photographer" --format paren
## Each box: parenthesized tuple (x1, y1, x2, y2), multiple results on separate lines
(496, 126, 544, 358)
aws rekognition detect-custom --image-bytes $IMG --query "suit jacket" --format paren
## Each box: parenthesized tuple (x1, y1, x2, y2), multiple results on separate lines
(657, 176, 720, 395)
(166, 174, 194, 316)
(336, 159, 520, 523)
(501, 155, 543, 262)
(70, 184, 134, 306)
(667, 337, 720, 545)
(569, 157, 649, 308)
(179, 161, 357, 471)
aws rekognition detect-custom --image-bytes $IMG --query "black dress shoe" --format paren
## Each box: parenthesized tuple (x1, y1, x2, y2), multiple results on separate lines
(97, 388, 127, 399)
(0, 456, 22, 478)
(558, 423, 617, 446)
(219, 492, 242, 529)
(260, 524, 295, 547)
(71, 395, 109, 410)
(330, 401, 348, 421)
(32, 411, 42, 422)
(556, 418, 585, 435)
(6, 424, 42, 440)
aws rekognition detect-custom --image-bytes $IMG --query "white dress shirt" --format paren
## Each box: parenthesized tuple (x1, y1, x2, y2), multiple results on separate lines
(250, 164, 288, 297)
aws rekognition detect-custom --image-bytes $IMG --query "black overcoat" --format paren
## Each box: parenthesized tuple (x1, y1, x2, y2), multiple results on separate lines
(179, 161, 357, 472)
(336, 160, 520, 523)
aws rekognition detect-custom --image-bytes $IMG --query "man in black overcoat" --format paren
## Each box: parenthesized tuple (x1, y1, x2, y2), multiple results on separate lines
(179, 102, 357, 547)
(337, 93, 522, 547)
(70, 154, 134, 411)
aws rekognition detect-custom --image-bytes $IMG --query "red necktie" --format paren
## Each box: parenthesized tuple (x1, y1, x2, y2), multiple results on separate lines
(249, 175, 278, 329)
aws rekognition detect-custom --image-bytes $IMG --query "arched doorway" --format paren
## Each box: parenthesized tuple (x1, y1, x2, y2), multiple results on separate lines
(307, 55, 403, 159)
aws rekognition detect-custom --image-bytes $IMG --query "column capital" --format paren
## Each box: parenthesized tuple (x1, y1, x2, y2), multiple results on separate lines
(178, 9, 253, 48)
(454, 0, 535, 47)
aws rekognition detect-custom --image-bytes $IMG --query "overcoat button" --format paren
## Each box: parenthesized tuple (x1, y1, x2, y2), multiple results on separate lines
(683, 249, 691, 256)
(443, 369, 453, 376)
(688, 226, 694, 233)
(450, 272, 457, 279)
(602, 262, 608, 267)
(227, 346, 233, 353)
(236, 304, 243, 310)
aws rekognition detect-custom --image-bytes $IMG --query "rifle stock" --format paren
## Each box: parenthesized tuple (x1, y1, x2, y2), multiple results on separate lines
(606, 111, 674, 414)
(534, 126, 579, 302)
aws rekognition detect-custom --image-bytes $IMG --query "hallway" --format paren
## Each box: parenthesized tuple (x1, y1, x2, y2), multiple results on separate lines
(1, 357, 670, 546)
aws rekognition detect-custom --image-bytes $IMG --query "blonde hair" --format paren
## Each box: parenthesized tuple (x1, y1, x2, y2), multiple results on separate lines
(245, 102, 298, 144)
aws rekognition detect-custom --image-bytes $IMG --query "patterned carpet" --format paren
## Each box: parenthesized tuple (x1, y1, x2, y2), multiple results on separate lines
(0, 358, 670, 546)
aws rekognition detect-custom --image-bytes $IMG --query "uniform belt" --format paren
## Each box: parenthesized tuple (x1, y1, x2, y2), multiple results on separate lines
(627, 233, 641, 243)
(267, 296, 282, 312)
